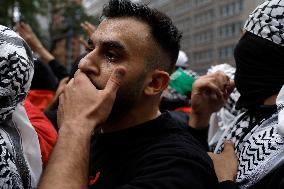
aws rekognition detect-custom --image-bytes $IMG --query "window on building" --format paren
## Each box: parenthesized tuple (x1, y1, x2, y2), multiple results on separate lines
(194, 9, 214, 26)
(220, 0, 244, 18)
(219, 45, 235, 59)
(194, 30, 213, 45)
(219, 21, 242, 39)
(195, 0, 211, 7)
(175, 1, 192, 15)
(194, 49, 213, 63)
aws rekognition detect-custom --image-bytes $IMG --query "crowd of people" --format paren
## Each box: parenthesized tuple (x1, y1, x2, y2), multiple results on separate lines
(0, 0, 284, 188)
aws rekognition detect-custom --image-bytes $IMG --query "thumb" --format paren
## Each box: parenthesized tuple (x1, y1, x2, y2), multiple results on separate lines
(223, 140, 235, 153)
(105, 68, 125, 93)
(227, 80, 235, 95)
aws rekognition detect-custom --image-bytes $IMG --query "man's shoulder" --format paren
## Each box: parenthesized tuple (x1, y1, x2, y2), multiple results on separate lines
(135, 112, 211, 164)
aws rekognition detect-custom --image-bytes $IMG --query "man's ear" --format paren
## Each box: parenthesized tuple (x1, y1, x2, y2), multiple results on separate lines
(144, 70, 170, 96)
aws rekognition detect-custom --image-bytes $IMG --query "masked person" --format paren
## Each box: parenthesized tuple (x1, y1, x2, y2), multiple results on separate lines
(0, 25, 42, 188)
(190, 0, 284, 188)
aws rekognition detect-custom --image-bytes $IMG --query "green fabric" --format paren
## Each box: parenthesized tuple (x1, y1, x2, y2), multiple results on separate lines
(169, 68, 196, 95)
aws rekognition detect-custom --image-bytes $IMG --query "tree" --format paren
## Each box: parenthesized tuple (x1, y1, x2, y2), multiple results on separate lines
(0, 0, 49, 47)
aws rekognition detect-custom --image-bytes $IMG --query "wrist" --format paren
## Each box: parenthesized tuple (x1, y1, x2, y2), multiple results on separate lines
(36, 47, 55, 62)
(33, 44, 45, 53)
(59, 121, 96, 138)
(188, 111, 211, 129)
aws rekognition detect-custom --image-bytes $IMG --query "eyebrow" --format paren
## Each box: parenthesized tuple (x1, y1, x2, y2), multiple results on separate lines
(101, 40, 126, 52)
(88, 38, 127, 53)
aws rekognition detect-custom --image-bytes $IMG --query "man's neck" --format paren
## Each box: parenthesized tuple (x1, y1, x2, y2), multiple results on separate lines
(101, 104, 161, 133)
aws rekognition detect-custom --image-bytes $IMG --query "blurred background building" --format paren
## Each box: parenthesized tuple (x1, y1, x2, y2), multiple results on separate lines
(83, 0, 265, 74)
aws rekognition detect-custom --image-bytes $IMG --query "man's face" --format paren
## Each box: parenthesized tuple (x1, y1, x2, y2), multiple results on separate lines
(78, 17, 155, 119)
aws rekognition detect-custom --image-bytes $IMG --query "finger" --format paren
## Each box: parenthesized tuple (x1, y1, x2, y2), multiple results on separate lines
(66, 78, 74, 87)
(73, 69, 98, 90)
(80, 22, 88, 30)
(57, 78, 69, 92)
(223, 140, 235, 153)
(57, 94, 64, 127)
(85, 21, 96, 32)
(16, 23, 31, 39)
(19, 22, 29, 31)
(197, 81, 223, 100)
(81, 22, 94, 36)
(226, 80, 235, 95)
(60, 77, 70, 85)
(104, 68, 126, 93)
(214, 71, 230, 92)
(19, 22, 31, 33)
(24, 23, 32, 31)
(79, 36, 89, 49)
(74, 69, 81, 78)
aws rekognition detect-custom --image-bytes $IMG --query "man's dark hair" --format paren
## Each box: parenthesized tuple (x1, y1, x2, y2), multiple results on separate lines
(102, 0, 182, 73)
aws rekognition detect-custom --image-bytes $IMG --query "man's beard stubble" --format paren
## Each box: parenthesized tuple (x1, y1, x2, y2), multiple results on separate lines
(106, 72, 147, 124)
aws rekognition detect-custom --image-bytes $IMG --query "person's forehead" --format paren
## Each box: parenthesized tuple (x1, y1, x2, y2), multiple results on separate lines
(92, 18, 153, 49)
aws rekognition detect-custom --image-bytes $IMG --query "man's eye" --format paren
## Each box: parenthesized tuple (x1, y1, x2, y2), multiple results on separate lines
(105, 51, 117, 62)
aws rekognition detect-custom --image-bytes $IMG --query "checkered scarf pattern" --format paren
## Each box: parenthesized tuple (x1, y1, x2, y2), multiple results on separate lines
(0, 25, 42, 189)
(244, 0, 284, 46)
(0, 25, 34, 121)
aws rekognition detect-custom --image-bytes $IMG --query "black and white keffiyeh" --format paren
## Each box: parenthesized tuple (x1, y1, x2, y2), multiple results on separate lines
(244, 0, 284, 46)
(0, 25, 42, 188)
(214, 1, 284, 188)
(215, 86, 284, 189)
(0, 25, 33, 120)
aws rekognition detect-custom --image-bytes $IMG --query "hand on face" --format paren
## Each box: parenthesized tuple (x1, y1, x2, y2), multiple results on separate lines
(208, 141, 238, 182)
(191, 71, 235, 116)
(58, 68, 125, 135)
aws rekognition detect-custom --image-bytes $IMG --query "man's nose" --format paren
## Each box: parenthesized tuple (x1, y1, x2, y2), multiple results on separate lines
(78, 51, 100, 75)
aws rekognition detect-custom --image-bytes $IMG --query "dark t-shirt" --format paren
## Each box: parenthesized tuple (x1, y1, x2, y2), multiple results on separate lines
(89, 111, 219, 189)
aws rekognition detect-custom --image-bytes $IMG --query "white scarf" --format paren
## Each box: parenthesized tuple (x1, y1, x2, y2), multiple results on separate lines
(0, 25, 42, 188)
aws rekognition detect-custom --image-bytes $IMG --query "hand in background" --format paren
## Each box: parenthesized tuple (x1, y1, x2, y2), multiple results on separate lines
(80, 21, 96, 36)
(189, 71, 235, 129)
(15, 22, 54, 63)
(45, 77, 69, 112)
(15, 22, 44, 52)
(79, 21, 96, 49)
(208, 141, 238, 182)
